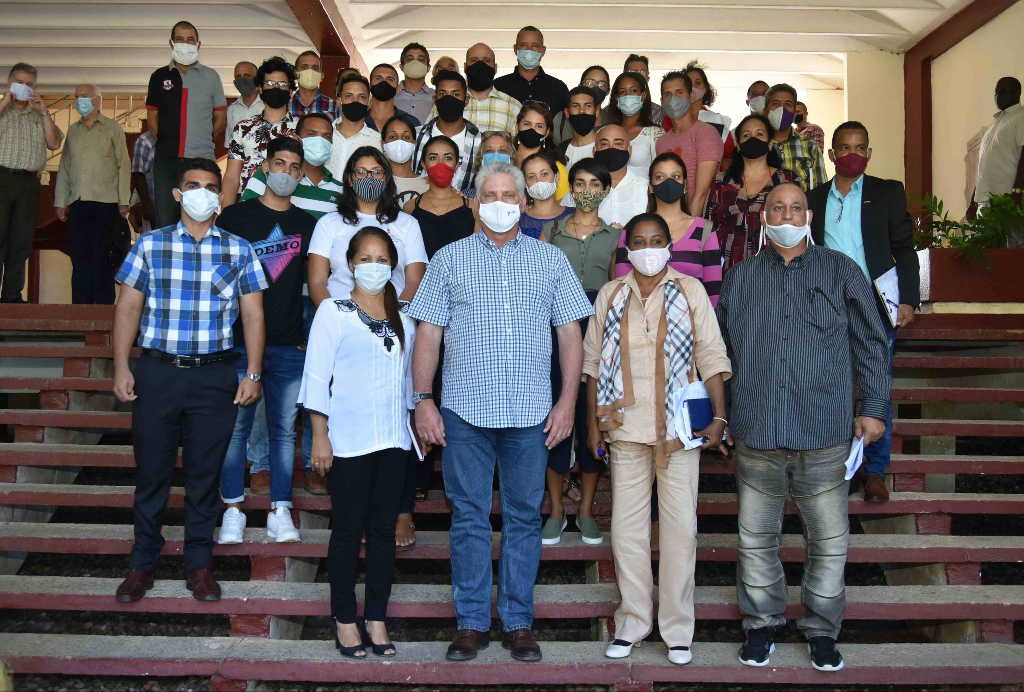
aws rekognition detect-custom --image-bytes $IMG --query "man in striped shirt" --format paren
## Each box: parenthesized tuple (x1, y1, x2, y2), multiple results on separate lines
(717, 183, 889, 673)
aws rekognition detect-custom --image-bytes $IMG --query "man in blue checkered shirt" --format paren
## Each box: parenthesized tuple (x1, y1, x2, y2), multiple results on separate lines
(110, 157, 268, 605)
(409, 161, 593, 663)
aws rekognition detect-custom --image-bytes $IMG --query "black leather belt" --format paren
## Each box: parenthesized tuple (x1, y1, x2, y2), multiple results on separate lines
(0, 165, 36, 177)
(143, 349, 238, 368)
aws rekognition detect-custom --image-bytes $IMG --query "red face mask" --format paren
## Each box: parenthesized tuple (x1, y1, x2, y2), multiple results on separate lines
(834, 152, 868, 178)
(427, 161, 455, 188)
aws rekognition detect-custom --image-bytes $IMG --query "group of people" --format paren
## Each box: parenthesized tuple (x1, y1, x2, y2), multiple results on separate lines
(12, 16, 1023, 674)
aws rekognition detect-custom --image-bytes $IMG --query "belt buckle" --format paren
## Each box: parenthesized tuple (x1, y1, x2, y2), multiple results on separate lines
(172, 354, 199, 368)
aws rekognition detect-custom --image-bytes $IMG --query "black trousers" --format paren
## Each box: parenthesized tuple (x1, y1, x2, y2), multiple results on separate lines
(129, 354, 238, 572)
(327, 447, 406, 622)
(0, 169, 39, 302)
(68, 200, 118, 304)
(153, 156, 182, 229)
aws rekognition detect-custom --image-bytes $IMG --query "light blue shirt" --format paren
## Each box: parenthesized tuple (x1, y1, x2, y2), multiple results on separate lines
(823, 175, 870, 281)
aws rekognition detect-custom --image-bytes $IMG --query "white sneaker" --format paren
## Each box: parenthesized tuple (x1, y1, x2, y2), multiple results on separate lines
(217, 507, 246, 544)
(667, 646, 692, 665)
(266, 506, 300, 543)
(605, 639, 636, 659)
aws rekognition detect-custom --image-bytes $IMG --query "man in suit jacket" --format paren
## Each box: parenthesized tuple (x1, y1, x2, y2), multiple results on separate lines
(808, 121, 920, 503)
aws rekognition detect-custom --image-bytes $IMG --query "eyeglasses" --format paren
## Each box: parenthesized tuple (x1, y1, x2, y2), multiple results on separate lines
(263, 80, 291, 90)
(581, 78, 610, 91)
(352, 167, 386, 179)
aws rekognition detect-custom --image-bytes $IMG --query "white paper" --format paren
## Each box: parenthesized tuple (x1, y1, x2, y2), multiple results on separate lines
(845, 436, 865, 481)
(671, 381, 710, 451)
(873, 266, 900, 328)
(407, 417, 425, 461)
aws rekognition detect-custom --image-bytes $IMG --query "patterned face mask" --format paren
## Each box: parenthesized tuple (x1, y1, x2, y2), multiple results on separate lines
(572, 189, 608, 212)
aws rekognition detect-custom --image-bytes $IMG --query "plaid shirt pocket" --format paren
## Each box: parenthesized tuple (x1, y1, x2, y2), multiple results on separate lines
(211, 264, 239, 299)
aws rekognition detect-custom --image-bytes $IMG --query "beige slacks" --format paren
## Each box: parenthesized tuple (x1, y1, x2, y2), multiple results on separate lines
(609, 440, 700, 647)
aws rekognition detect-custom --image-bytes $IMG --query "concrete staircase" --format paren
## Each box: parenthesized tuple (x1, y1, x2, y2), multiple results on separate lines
(1, 304, 1023, 690)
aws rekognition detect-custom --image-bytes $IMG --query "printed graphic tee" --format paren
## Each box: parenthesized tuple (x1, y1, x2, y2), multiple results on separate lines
(218, 198, 314, 346)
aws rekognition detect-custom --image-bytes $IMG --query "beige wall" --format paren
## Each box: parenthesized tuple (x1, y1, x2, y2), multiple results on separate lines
(844, 50, 905, 183)
(932, 0, 1024, 219)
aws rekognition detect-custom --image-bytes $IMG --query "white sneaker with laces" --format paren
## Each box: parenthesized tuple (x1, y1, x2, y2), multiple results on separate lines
(267, 506, 300, 543)
(217, 507, 246, 544)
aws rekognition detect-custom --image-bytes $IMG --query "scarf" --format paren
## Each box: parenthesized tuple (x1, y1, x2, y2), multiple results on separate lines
(596, 277, 694, 467)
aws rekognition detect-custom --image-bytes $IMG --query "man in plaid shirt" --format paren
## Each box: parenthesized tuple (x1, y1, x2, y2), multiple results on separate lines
(111, 158, 268, 605)
(428, 43, 522, 134)
(766, 83, 827, 191)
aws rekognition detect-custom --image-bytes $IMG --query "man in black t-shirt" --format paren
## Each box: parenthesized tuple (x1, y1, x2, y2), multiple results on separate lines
(215, 137, 314, 545)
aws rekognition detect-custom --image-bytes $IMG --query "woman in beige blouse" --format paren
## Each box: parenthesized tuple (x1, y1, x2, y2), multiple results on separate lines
(582, 212, 731, 666)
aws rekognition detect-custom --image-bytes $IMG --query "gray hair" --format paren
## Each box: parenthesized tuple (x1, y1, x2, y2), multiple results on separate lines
(474, 161, 526, 201)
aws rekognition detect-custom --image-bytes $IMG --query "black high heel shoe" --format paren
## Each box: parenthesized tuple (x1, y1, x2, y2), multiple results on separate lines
(360, 620, 397, 657)
(335, 624, 367, 658)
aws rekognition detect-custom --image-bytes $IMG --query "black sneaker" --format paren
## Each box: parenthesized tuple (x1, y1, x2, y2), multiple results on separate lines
(808, 636, 844, 672)
(738, 626, 776, 667)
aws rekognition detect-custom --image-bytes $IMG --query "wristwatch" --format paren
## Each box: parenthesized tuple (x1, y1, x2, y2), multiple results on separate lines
(412, 392, 433, 405)
(246, 372, 262, 383)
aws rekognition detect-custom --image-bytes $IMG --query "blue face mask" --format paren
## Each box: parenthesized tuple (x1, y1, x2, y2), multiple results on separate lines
(301, 136, 332, 166)
(616, 94, 644, 116)
(482, 151, 511, 167)
(516, 49, 542, 70)
(75, 97, 94, 117)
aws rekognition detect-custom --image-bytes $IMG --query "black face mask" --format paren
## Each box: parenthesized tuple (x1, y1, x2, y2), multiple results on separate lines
(996, 91, 1020, 111)
(369, 81, 397, 102)
(738, 136, 771, 160)
(261, 88, 290, 109)
(594, 147, 630, 172)
(465, 60, 496, 92)
(233, 77, 257, 97)
(341, 101, 369, 122)
(794, 113, 805, 125)
(590, 86, 608, 106)
(568, 113, 596, 136)
(517, 128, 544, 149)
(436, 95, 466, 123)
(653, 178, 684, 204)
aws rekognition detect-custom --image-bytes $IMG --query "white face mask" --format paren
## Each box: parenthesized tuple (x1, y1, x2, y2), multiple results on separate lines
(748, 95, 766, 113)
(627, 245, 671, 276)
(527, 180, 557, 201)
(178, 187, 220, 222)
(8, 82, 33, 102)
(171, 42, 199, 66)
(383, 139, 415, 164)
(763, 222, 811, 248)
(352, 262, 392, 295)
(478, 200, 521, 234)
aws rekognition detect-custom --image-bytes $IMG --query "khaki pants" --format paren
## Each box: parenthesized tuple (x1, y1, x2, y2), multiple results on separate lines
(609, 441, 700, 647)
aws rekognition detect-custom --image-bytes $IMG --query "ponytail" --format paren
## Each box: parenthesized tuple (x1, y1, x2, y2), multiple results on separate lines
(346, 226, 407, 350)
(382, 282, 406, 350)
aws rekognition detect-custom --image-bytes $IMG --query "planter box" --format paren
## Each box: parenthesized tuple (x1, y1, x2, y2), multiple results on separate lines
(919, 248, 1024, 303)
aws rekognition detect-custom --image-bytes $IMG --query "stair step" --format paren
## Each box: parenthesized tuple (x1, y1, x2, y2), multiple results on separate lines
(3, 483, 1022, 516)
(0, 634, 1021, 685)
(3, 576, 1022, 622)
(2, 523, 1022, 563)
(0, 409, 130, 429)
(0, 304, 112, 332)
(0, 377, 112, 392)
(896, 418, 1024, 436)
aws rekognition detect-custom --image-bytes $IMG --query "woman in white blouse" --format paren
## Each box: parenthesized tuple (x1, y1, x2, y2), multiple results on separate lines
(299, 226, 418, 659)
(308, 146, 428, 305)
(605, 72, 663, 179)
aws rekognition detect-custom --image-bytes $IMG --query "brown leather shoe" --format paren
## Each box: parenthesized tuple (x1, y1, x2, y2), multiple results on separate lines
(864, 473, 890, 503)
(304, 470, 328, 495)
(446, 629, 490, 661)
(115, 569, 154, 603)
(185, 568, 222, 601)
(249, 470, 270, 495)
(502, 628, 542, 662)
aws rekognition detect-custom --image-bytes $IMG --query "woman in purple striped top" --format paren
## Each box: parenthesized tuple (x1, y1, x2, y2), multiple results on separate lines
(613, 152, 723, 306)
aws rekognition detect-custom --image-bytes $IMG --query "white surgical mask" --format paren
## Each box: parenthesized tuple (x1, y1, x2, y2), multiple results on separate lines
(383, 139, 415, 164)
(748, 95, 766, 113)
(627, 245, 671, 276)
(178, 187, 220, 222)
(478, 200, 520, 234)
(353, 262, 392, 295)
(763, 222, 811, 248)
(8, 82, 33, 102)
(171, 42, 199, 66)
(301, 136, 332, 166)
(527, 180, 557, 201)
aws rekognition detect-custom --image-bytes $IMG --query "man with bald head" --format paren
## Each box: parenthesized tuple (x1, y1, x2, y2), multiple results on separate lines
(970, 76, 1023, 220)
(717, 182, 889, 672)
(563, 124, 647, 227)
(226, 61, 262, 147)
(427, 43, 521, 134)
(55, 84, 130, 304)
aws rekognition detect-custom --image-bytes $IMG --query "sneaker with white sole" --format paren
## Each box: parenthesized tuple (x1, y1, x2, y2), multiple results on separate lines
(266, 507, 300, 543)
(738, 626, 776, 667)
(667, 646, 692, 665)
(604, 639, 636, 659)
(576, 516, 604, 545)
(541, 515, 567, 545)
(808, 636, 844, 672)
(217, 507, 246, 545)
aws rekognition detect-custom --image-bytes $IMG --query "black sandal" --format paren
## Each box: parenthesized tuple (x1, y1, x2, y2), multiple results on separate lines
(360, 620, 397, 657)
(335, 625, 367, 658)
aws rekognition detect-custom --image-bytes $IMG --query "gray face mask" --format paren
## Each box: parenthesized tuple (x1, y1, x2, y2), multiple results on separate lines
(266, 171, 300, 197)
(662, 94, 692, 119)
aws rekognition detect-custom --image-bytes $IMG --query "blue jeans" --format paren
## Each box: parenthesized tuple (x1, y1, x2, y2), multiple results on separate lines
(220, 345, 305, 508)
(440, 408, 548, 632)
(864, 321, 897, 476)
(248, 402, 269, 472)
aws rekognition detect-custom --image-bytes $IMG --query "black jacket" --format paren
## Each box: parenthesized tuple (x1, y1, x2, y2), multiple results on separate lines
(809, 174, 920, 308)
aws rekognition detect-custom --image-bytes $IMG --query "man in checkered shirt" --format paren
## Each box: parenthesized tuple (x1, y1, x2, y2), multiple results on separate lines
(110, 158, 268, 605)
(409, 161, 593, 663)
